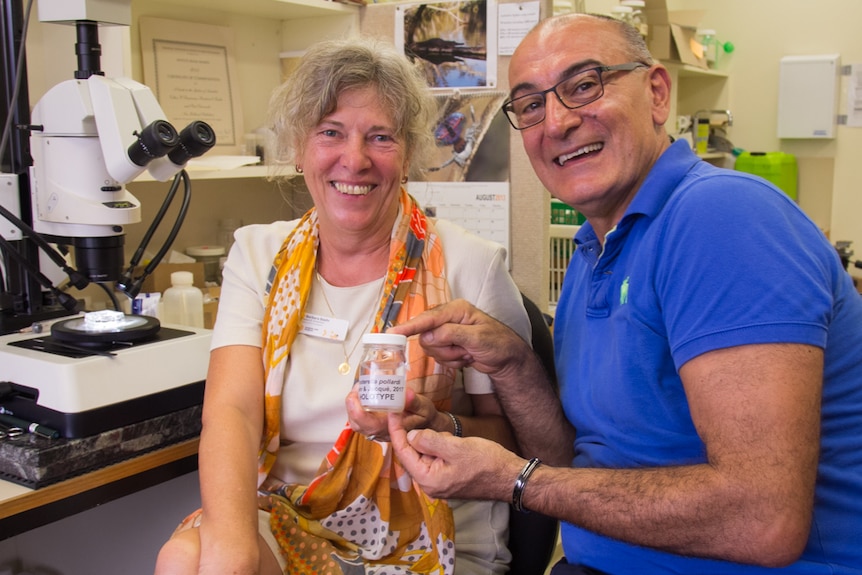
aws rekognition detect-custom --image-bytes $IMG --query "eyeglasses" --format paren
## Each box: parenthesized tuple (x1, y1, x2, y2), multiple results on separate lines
(502, 62, 649, 130)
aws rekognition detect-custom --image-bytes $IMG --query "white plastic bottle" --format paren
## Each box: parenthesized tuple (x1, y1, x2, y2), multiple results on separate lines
(161, 271, 204, 327)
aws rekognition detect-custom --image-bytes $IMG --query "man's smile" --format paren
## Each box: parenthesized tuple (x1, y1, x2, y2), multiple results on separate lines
(555, 142, 604, 166)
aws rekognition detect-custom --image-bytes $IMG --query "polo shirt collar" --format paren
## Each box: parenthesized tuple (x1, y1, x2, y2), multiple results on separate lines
(573, 139, 700, 247)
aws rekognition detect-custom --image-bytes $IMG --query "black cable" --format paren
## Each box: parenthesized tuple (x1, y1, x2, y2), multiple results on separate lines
(94, 281, 120, 311)
(144, 169, 192, 271)
(152, 170, 193, 264)
(124, 170, 183, 272)
(0, 202, 89, 289)
(0, 0, 32, 297)
(0, 0, 33, 164)
(118, 170, 192, 299)
(0, 242, 6, 291)
(0, 233, 78, 311)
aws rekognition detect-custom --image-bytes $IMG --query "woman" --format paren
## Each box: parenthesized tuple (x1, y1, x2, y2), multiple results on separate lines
(154, 36, 530, 575)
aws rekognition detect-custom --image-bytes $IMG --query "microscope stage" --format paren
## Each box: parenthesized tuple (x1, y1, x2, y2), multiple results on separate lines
(0, 324, 211, 437)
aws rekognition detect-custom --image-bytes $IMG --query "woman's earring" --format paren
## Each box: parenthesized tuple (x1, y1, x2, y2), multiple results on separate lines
(295, 165, 303, 174)
(401, 175, 408, 184)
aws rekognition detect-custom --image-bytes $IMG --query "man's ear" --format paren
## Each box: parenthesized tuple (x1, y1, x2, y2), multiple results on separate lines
(648, 65, 672, 128)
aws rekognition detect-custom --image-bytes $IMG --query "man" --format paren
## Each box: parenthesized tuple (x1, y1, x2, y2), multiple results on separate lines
(387, 13, 862, 574)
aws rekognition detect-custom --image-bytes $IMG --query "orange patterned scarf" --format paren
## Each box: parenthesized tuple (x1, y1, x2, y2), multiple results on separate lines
(259, 189, 456, 573)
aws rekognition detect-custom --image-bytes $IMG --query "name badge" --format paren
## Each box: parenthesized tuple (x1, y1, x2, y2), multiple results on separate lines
(299, 313, 348, 341)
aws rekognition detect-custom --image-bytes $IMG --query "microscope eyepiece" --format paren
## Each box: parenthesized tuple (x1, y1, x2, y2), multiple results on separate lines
(168, 121, 217, 165)
(128, 119, 180, 167)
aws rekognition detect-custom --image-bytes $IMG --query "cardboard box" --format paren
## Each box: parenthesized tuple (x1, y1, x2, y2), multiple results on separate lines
(203, 286, 221, 330)
(644, 1, 707, 69)
(135, 262, 205, 294)
(131, 264, 220, 328)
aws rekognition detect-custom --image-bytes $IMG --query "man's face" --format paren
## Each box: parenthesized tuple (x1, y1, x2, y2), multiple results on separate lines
(509, 16, 670, 227)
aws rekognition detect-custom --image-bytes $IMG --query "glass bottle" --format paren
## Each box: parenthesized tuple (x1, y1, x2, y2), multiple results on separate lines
(186, 245, 226, 285)
(217, 218, 242, 253)
(697, 29, 717, 67)
(358, 333, 408, 412)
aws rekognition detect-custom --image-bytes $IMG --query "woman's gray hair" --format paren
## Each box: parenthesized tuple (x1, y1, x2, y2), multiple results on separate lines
(267, 36, 436, 175)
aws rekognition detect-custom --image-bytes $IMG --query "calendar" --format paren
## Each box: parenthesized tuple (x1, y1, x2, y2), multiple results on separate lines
(408, 181, 510, 265)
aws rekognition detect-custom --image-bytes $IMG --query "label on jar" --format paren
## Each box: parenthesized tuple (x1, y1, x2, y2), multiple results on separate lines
(358, 373, 406, 412)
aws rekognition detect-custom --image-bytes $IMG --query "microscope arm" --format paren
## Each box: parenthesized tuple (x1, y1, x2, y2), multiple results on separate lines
(88, 75, 180, 184)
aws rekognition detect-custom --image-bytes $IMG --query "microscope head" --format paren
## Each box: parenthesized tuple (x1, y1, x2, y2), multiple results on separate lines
(27, 1, 214, 283)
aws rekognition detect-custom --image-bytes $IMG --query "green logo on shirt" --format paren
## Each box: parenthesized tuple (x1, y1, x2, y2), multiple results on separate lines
(620, 276, 630, 305)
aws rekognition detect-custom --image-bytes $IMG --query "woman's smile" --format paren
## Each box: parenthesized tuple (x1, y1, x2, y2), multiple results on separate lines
(332, 182, 374, 195)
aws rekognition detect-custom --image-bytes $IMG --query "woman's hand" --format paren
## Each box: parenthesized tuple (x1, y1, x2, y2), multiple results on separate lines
(346, 387, 450, 441)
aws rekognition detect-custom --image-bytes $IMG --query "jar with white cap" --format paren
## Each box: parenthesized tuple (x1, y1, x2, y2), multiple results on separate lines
(186, 245, 226, 285)
(610, 4, 633, 25)
(620, 0, 647, 37)
(358, 333, 408, 412)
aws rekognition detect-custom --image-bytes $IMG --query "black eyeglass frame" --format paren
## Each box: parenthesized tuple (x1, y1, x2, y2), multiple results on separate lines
(502, 62, 650, 130)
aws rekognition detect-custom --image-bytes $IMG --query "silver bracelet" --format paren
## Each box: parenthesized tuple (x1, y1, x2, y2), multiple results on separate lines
(512, 457, 542, 513)
(443, 411, 462, 437)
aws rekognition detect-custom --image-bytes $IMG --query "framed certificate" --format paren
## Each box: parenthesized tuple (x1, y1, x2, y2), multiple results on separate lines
(140, 17, 244, 151)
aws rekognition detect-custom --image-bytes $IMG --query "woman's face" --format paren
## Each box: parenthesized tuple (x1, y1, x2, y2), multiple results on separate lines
(301, 86, 408, 237)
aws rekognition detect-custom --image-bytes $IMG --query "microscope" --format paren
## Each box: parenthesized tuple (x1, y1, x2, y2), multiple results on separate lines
(2, 0, 216, 330)
(0, 0, 216, 437)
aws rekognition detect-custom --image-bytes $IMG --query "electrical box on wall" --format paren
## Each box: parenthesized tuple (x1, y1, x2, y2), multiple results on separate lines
(777, 54, 841, 139)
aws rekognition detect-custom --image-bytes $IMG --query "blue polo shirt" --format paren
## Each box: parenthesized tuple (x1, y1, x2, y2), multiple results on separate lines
(554, 140, 862, 573)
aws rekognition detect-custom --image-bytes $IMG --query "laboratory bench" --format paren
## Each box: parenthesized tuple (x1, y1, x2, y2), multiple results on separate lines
(0, 407, 201, 540)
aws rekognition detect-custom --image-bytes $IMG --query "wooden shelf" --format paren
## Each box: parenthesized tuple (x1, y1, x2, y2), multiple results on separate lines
(133, 165, 263, 183)
(0, 438, 199, 539)
(665, 62, 729, 78)
(162, 0, 359, 19)
(697, 152, 727, 160)
(133, 164, 299, 183)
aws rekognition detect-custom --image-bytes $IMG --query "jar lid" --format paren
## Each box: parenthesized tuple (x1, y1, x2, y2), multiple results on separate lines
(187, 245, 226, 257)
(170, 270, 195, 285)
(361, 333, 407, 346)
(219, 218, 243, 228)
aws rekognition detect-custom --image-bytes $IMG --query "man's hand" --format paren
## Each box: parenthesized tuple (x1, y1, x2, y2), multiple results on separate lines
(387, 407, 522, 501)
(387, 299, 534, 380)
(389, 299, 574, 465)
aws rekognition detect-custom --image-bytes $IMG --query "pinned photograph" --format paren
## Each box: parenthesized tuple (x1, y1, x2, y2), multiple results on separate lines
(396, 0, 497, 89)
(422, 90, 508, 182)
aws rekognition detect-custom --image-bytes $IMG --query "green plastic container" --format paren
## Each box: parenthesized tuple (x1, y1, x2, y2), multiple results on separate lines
(734, 151, 798, 201)
(550, 199, 586, 225)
